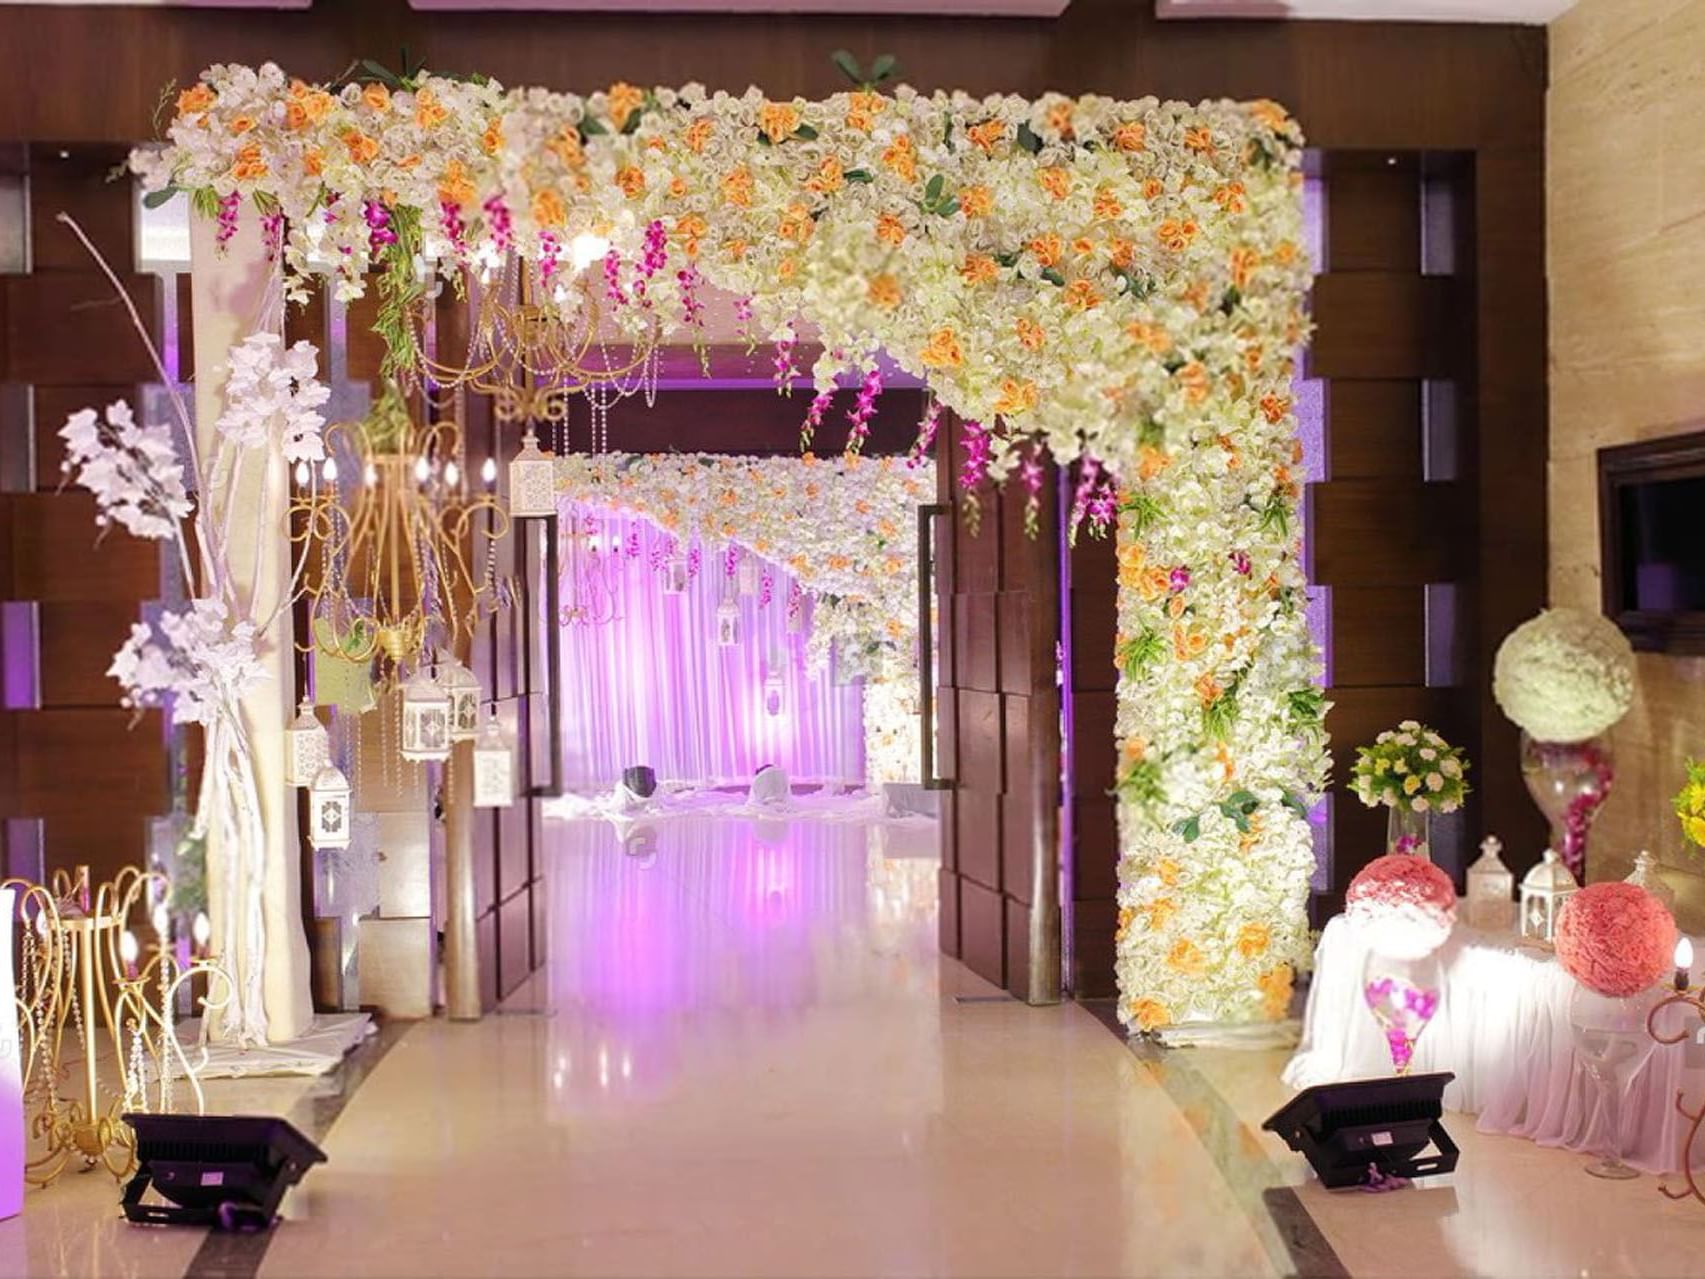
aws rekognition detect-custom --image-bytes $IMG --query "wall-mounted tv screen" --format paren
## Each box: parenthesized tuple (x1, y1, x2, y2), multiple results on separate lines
(1599, 430, 1705, 653)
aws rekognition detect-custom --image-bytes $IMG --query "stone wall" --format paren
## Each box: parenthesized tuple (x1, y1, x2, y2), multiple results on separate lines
(1550, 0, 1705, 918)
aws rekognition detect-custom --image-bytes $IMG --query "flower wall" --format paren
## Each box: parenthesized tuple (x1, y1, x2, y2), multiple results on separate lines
(553, 453, 930, 786)
(137, 64, 1319, 1028)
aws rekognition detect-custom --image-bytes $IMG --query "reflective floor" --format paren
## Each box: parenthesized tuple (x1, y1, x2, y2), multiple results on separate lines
(3, 815, 1704, 1277)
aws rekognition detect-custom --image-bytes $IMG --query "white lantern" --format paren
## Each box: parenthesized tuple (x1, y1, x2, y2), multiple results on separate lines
(663, 555, 689, 595)
(716, 599, 741, 646)
(506, 428, 556, 519)
(472, 717, 516, 809)
(439, 657, 482, 743)
(1465, 834, 1515, 932)
(737, 553, 761, 597)
(1519, 848, 1578, 945)
(763, 659, 785, 718)
(1624, 849, 1677, 911)
(399, 667, 451, 762)
(284, 699, 330, 788)
(308, 764, 353, 850)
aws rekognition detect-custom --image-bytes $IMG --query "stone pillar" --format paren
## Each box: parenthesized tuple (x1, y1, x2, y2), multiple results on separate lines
(189, 203, 312, 1044)
(444, 739, 481, 1020)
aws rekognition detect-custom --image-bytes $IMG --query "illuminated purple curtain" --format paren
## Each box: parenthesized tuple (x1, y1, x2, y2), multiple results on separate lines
(556, 511, 864, 790)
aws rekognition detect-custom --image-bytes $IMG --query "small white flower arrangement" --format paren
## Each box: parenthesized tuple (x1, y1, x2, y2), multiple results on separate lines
(1492, 608, 1634, 744)
(1350, 721, 1470, 815)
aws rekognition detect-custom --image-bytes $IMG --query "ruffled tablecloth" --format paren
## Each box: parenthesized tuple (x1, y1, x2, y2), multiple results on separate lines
(1283, 915, 1700, 1174)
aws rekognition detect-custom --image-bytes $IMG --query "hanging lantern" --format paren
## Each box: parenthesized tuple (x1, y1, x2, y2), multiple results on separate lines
(399, 667, 452, 762)
(284, 699, 330, 788)
(472, 716, 517, 809)
(439, 657, 482, 742)
(716, 599, 741, 647)
(763, 660, 785, 717)
(507, 427, 557, 519)
(308, 764, 353, 850)
(1465, 834, 1516, 931)
(737, 553, 761, 597)
(663, 555, 689, 595)
(1519, 848, 1578, 945)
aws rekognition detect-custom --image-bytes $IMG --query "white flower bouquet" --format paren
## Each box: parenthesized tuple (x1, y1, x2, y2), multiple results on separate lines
(1350, 721, 1469, 815)
(1493, 608, 1634, 743)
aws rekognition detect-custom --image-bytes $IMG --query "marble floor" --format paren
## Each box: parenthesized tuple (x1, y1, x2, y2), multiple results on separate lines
(3, 814, 1704, 1277)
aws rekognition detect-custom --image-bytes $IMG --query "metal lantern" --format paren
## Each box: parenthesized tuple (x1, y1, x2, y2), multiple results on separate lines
(308, 764, 353, 850)
(1519, 848, 1579, 945)
(763, 658, 785, 718)
(506, 428, 557, 519)
(1624, 849, 1677, 911)
(663, 555, 689, 595)
(716, 599, 741, 647)
(439, 657, 482, 743)
(284, 699, 329, 788)
(737, 553, 761, 597)
(471, 716, 516, 809)
(399, 667, 452, 763)
(1465, 834, 1515, 931)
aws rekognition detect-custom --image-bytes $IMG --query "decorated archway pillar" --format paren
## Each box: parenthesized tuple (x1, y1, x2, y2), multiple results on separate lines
(189, 204, 313, 1044)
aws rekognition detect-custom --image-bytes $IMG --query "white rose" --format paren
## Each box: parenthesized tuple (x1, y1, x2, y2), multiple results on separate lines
(1426, 773, 1443, 792)
(1411, 797, 1429, 812)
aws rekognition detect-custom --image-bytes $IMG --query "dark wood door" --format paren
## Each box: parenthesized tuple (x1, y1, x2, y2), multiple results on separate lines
(931, 416, 1061, 1003)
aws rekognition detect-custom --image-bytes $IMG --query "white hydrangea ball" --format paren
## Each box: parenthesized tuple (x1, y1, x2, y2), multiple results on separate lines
(1493, 608, 1634, 743)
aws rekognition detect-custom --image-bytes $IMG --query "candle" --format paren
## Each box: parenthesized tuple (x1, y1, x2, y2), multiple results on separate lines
(1677, 936, 1694, 994)
(192, 911, 212, 958)
(119, 929, 139, 981)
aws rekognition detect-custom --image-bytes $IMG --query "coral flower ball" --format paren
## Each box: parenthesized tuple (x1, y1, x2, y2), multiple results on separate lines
(1554, 882, 1677, 998)
(1346, 853, 1459, 959)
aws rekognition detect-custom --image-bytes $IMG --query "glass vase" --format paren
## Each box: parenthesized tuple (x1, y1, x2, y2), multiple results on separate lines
(1361, 949, 1443, 1076)
(1386, 805, 1431, 860)
(1567, 984, 1659, 1180)
(1520, 733, 1614, 881)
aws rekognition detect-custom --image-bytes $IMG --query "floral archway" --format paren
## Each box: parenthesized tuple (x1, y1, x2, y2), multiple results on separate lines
(553, 451, 932, 785)
(134, 62, 1321, 1030)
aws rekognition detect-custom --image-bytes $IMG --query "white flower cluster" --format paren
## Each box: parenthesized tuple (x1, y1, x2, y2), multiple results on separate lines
(1493, 607, 1634, 743)
(554, 452, 930, 782)
(59, 401, 192, 541)
(131, 65, 1308, 480)
(216, 333, 331, 462)
(108, 599, 267, 726)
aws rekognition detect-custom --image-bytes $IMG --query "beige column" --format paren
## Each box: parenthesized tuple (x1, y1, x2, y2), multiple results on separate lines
(444, 739, 481, 1020)
(189, 202, 313, 1044)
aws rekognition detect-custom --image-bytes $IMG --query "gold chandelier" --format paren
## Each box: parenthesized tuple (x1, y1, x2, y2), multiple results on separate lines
(292, 383, 510, 680)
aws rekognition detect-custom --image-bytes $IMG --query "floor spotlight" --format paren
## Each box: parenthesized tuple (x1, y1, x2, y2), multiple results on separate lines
(121, 1113, 327, 1230)
(1262, 1072, 1458, 1189)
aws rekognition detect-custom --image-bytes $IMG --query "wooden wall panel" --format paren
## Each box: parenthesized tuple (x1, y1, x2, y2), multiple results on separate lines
(1310, 275, 1453, 380)
(1, 273, 159, 386)
(37, 601, 137, 705)
(1308, 480, 1464, 586)
(1327, 381, 1422, 479)
(1329, 587, 1426, 688)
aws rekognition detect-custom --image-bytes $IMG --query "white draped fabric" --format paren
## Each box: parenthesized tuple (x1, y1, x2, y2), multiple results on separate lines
(557, 512, 865, 791)
(1285, 915, 1699, 1174)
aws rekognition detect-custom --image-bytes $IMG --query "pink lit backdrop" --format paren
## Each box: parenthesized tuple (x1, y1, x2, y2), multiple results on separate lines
(556, 510, 865, 790)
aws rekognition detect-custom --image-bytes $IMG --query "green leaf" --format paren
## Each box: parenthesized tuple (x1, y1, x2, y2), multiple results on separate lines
(1040, 267, 1066, 287)
(1174, 816, 1201, 844)
(995, 251, 1019, 268)
(936, 198, 960, 218)
(870, 53, 899, 82)
(580, 115, 608, 137)
(831, 49, 864, 84)
(844, 168, 874, 183)
(360, 59, 401, 87)
(792, 123, 819, 141)
(1220, 286, 1242, 315)
(1225, 789, 1257, 811)
(1121, 493, 1163, 534)
(1015, 122, 1042, 154)
(925, 174, 945, 202)
(942, 115, 954, 149)
(142, 186, 180, 210)
(1280, 791, 1310, 819)
(621, 110, 644, 136)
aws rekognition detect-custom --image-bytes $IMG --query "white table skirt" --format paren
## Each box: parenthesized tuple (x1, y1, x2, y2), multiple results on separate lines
(1283, 915, 1699, 1175)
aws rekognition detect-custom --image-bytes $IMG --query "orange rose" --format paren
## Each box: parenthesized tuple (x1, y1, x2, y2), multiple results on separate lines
(414, 87, 448, 129)
(1183, 125, 1216, 154)
(1146, 898, 1179, 931)
(228, 115, 255, 137)
(176, 84, 216, 116)
(919, 328, 964, 370)
(1257, 965, 1294, 1019)
(361, 83, 391, 114)
(1128, 997, 1171, 1032)
(1015, 317, 1045, 351)
(438, 159, 477, 208)
(607, 82, 646, 131)
(547, 126, 586, 171)
(1063, 280, 1101, 311)
(1166, 939, 1205, 976)
(1157, 219, 1198, 252)
(615, 165, 646, 198)
(481, 119, 504, 156)
(341, 129, 380, 166)
(1230, 246, 1259, 290)
(882, 134, 918, 183)
(777, 202, 813, 243)
(958, 185, 993, 219)
(285, 102, 309, 131)
(1213, 181, 1248, 215)
(1111, 121, 1147, 153)
(1260, 394, 1291, 425)
(721, 166, 753, 209)
(684, 118, 713, 154)
(993, 378, 1038, 417)
(1038, 167, 1072, 200)
(1175, 362, 1210, 404)
(807, 156, 845, 194)
(1092, 186, 1124, 222)
(1044, 99, 1076, 140)
(1236, 923, 1271, 959)
(1028, 233, 1063, 268)
(960, 254, 998, 286)
(876, 212, 907, 246)
(531, 189, 566, 229)
(867, 276, 902, 310)
(845, 89, 885, 133)
(967, 119, 1006, 154)
(758, 101, 802, 143)
(231, 143, 267, 181)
